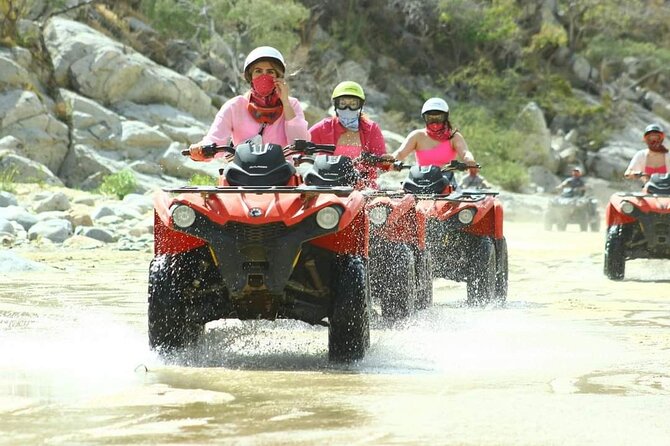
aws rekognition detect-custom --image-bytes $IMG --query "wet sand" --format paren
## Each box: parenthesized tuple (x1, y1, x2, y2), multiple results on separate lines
(1, 221, 669, 445)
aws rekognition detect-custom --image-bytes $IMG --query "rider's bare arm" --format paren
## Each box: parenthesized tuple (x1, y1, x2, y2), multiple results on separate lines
(393, 131, 421, 161)
(452, 132, 475, 165)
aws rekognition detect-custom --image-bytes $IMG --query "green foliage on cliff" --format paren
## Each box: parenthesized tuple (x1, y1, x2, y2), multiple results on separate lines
(99, 170, 137, 199)
(140, 0, 308, 56)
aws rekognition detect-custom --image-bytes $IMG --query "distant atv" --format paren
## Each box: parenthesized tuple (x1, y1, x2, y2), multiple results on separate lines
(604, 173, 670, 280)
(403, 162, 508, 306)
(544, 187, 600, 232)
(149, 140, 371, 362)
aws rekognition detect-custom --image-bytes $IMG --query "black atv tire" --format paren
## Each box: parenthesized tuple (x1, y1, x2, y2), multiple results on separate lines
(494, 237, 509, 303)
(379, 245, 417, 320)
(579, 218, 588, 232)
(466, 236, 497, 306)
(414, 248, 433, 310)
(604, 225, 626, 281)
(329, 255, 370, 362)
(590, 218, 601, 232)
(556, 220, 567, 231)
(148, 248, 227, 353)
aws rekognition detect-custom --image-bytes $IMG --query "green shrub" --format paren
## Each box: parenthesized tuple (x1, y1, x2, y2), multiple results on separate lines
(188, 173, 217, 186)
(455, 104, 530, 192)
(0, 166, 18, 193)
(98, 169, 137, 199)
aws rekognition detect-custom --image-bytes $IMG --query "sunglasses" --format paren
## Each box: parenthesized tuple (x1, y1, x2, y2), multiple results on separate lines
(423, 112, 447, 123)
(644, 132, 664, 142)
(334, 96, 363, 111)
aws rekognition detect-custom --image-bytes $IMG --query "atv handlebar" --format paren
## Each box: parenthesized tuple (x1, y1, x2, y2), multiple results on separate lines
(289, 139, 336, 155)
(181, 143, 235, 158)
(442, 160, 479, 172)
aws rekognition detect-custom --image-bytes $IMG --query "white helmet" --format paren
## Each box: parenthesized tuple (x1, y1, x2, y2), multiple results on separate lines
(421, 97, 449, 115)
(243, 46, 286, 74)
(644, 123, 664, 135)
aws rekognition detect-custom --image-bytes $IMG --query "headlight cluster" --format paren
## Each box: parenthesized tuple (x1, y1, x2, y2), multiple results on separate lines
(368, 206, 389, 226)
(457, 208, 475, 224)
(171, 205, 196, 228)
(621, 201, 635, 215)
(316, 206, 341, 229)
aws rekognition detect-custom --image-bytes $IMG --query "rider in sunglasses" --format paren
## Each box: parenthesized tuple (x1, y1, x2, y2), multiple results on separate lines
(309, 81, 393, 188)
(393, 97, 477, 190)
(624, 123, 670, 184)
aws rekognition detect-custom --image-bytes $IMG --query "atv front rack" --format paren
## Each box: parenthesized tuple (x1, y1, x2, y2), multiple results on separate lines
(163, 185, 355, 197)
(615, 191, 670, 198)
(412, 190, 499, 202)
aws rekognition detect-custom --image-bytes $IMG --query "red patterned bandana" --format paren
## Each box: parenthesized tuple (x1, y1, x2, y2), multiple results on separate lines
(247, 91, 283, 124)
(426, 123, 451, 141)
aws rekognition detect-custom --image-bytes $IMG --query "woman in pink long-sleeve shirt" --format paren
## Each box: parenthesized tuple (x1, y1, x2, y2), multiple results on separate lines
(188, 46, 310, 160)
(309, 81, 392, 188)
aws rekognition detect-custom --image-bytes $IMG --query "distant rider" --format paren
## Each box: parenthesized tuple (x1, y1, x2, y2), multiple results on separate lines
(309, 81, 393, 188)
(624, 123, 670, 184)
(460, 166, 490, 189)
(188, 46, 310, 161)
(555, 167, 586, 196)
(393, 97, 476, 189)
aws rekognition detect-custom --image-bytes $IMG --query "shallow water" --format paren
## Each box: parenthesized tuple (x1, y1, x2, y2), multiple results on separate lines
(1, 223, 670, 445)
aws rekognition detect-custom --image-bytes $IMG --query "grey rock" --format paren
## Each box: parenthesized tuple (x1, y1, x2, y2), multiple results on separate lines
(44, 17, 216, 121)
(0, 150, 63, 186)
(0, 250, 50, 272)
(27, 218, 73, 243)
(0, 90, 69, 173)
(0, 205, 38, 230)
(0, 191, 18, 207)
(0, 217, 15, 235)
(74, 226, 117, 243)
(32, 191, 71, 213)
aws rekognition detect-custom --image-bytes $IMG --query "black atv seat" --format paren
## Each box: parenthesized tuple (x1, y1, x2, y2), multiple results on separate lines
(403, 165, 448, 194)
(224, 141, 296, 186)
(303, 155, 359, 187)
(646, 173, 670, 195)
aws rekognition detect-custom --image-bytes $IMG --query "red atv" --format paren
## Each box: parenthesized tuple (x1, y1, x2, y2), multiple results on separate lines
(149, 139, 371, 362)
(403, 161, 508, 306)
(299, 153, 430, 320)
(366, 189, 431, 319)
(604, 173, 670, 280)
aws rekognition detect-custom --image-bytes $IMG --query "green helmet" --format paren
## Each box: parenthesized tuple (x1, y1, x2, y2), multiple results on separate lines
(331, 81, 366, 101)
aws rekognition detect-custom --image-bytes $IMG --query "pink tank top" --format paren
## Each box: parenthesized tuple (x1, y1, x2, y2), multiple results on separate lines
(334, 145, 362, 158)
(645, 165, 667, 175)
(415, 139, 457, 166)
(333, 145, 378, 189)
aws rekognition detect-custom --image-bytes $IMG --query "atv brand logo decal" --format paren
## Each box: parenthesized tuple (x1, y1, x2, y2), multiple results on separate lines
(249, 208, 263, 217)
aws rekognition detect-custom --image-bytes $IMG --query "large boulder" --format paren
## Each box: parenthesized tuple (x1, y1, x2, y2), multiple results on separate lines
(113, 101, 209, 144)
(44, 17, 217, 121)
(59, 89, 122, 150)
(0, 150, 63, 186)
(513, 102, 559, 172)
(0, 90, 69, 173)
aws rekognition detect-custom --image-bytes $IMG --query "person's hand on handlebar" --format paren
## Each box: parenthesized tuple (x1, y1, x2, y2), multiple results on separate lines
(186, 144, 208, 161)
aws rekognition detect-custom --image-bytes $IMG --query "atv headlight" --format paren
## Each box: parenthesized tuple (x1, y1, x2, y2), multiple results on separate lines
(172, 205, 196, 228)
(316, 206, 341, 229)
(458, 208, 475, 225)
(621, 201, 635, 215)
(368, 206, 389, 226)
